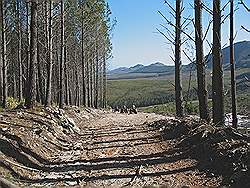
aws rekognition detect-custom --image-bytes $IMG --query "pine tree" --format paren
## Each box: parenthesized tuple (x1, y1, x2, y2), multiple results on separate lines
(175, 0, 184, 117)
(194, 0, 210, 121)
(230, 0, 237, 128)
(212, 0, 225, 125)
(25, 0, 38, 108)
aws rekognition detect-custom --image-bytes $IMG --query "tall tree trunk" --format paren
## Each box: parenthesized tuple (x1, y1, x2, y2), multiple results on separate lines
(175, 0, 184, 117)
(94, 47, 99, 109)
(194, 0, 210, 121)
(91, 54, 94, 107)
(59, 0, 64, 108)
(64, 48, 69, 106)
(103, 55, 107, 108)
(16, 0, 23, 101)
(81, 15, 86, 106)
(86, 51, 90, 107)
(99, 60, 103, 108)
(13, 71, 17, 98)
(64, 65, 69, 105)
(69, 87, 72, 106)
(75, 69, 80, 107)
(36, 73, 41, 103)
(45, 0, 53, 106)
(37, 45, 45, 104)
(0, 0, 7, 108)
(230, 0, 237, 128)
(0, 46, 2, 102)
(212, 0, 224, 125)
(25, 1, 30, 99)
(25, 0, 38, 108)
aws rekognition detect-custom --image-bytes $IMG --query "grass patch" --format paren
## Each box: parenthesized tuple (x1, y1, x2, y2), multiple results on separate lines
(107, 68, 250, 115)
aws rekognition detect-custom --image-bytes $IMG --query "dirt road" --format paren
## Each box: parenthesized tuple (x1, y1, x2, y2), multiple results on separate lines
(62, 112, 221, 187)
(0, 109, 221, 187)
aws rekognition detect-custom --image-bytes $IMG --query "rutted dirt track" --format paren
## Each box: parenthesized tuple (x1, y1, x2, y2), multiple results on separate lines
(0, 108, 221, 187)
(76, 113, 221, 187)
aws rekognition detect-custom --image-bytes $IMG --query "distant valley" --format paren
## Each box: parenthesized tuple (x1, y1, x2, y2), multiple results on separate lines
(108, 40, 250, 80)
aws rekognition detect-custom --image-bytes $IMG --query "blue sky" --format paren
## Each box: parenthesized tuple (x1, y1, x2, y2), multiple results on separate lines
(107, 0, 250, 69)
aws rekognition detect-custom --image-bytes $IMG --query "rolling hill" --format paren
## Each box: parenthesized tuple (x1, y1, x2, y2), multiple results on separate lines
(108, 41, 250, 80)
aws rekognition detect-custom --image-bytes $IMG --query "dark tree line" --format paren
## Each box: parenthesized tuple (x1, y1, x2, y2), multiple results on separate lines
(160, 0, 249, 127)
(0, 0, 112, 109)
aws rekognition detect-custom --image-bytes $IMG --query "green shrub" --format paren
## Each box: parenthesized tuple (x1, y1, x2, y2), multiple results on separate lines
(6, 97, 24, 109)
(142, 103, 176, 115)
(184, 101, 199, 114)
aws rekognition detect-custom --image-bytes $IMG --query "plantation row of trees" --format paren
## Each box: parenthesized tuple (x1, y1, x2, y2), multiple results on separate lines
(0, 0, 113, 109)
(160, 0, 249, 127)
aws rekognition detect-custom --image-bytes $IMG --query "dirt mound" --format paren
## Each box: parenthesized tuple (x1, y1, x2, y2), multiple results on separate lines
(0, 107, 86, 186)
(149, 118, 250, 187)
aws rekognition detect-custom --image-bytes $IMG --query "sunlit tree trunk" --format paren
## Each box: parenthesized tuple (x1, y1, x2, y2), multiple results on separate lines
(212, 0, 225, 125)
(16, 0, 23, 101)
(81, 5, 86, 106)
(25, 0, 38, 108)
(45, 0, 53, 106)
(103, 55, 107, 108)
(94, 46, 99, 109)
(194, 0, 210, 121)
(230, 0, 237, 128)
(59, 0, 64, 108)
(0, 0, 7, 107)
(175, 0, 184, 117)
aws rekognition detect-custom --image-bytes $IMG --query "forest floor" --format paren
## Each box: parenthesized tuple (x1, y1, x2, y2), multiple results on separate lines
(0, 107, 249, 188)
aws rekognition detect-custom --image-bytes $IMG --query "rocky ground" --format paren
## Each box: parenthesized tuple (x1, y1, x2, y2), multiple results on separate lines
(0, 107, 249, 188)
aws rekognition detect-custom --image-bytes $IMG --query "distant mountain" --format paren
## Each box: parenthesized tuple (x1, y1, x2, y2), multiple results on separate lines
(108, 41, 250, 79)
(108, 64, 144, 75)
(129, 64, 144, 72)
(207, 40, 250, 68)
(132, 62, 175, 73)
(108, 67, 130, 75)
(109, 62, 175, 75)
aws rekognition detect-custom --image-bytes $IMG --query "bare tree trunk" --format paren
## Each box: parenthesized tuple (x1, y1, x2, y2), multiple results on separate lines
(37, 44, 44, 104)
(36, 73, 41, 103)
(45, 0, 53, 106)
(175, 0, 184, 117)
(103, 55, 107, 108)
(91, 54, 95, 107)
(59, 0, 64, 108)
(25, 0, 38, 108)
(86, 51, 90, 107)
(194, 0, 210, 121)
(13, 71, 17, 98)
(64, 48, 69, 106)
(81, 7, 86, 107)
(94, 47, 99, 109)
(0, 47, 2, 102)
(99, 60, 103, 108)
(55, 33, 60, 104)
(230, 0, 237, 128)
(0, 0, 7, 108)
(69, 87, 72, 106)
(90, 56, 93, 107)
(25, 2, 30, 99)
(212, 0, 224, 125)
(16, 0, 23, 101)
(75, 69, 80, 107)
